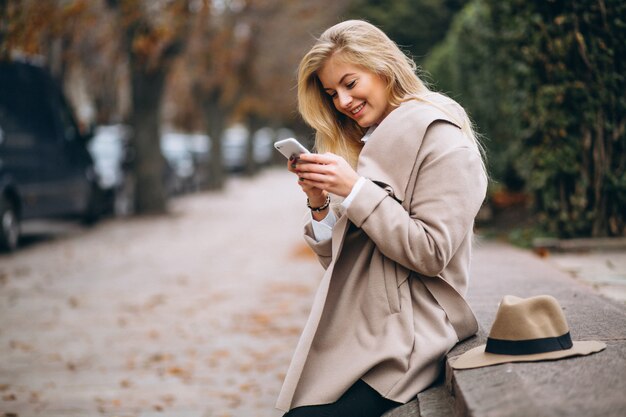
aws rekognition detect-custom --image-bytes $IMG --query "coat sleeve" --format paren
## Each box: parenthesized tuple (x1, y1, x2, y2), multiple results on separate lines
(345, 122, 487, 277)
(303, 221, 333, 269)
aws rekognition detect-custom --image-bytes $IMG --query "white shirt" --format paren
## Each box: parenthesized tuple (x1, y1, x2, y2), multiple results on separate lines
(310, 126, 376, 241)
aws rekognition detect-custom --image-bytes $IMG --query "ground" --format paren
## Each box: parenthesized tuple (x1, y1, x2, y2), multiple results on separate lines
(0, 169, 322, 417)
(1, 168, 624, 417)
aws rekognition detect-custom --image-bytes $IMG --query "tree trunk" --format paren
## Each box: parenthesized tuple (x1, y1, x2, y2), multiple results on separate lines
(202, 92, 226, 190)
(129, 64, 167, 214)
(244, 114, 262, 177)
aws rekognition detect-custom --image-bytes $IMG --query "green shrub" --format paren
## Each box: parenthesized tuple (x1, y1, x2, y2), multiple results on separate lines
(426, 0, 626, 237)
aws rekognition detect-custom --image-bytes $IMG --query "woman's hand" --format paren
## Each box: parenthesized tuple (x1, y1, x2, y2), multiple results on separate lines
(287, 156, 327, 207)
(294, 152, 360, 198)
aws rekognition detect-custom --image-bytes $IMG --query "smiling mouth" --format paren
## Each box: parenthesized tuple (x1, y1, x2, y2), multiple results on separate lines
(351, 103, 365, 115)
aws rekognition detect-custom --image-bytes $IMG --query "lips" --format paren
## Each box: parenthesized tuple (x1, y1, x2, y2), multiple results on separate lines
(350, 102, 365, 115)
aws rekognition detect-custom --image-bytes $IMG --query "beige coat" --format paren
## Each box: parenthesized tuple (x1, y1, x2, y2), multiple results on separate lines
(276, 94, 488, 411)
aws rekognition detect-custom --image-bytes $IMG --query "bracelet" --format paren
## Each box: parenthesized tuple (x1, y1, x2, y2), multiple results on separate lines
(307, 195, 331, 212)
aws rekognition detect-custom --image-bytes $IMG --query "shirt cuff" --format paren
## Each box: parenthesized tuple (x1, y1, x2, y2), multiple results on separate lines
(341, 176, 367, 210)
(310, 209, 337, 242)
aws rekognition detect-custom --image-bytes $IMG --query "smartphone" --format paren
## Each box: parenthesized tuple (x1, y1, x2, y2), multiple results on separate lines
(274, 138, 311, 159)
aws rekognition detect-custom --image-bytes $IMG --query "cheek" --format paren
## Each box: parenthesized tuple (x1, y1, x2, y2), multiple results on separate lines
(375, 84, 389, 104)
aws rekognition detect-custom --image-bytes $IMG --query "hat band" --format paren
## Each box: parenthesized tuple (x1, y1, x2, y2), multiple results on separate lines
(485, 332, 573, 355)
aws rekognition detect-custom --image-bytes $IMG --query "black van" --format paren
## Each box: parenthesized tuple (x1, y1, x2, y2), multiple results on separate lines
(0, 60, 101, 252)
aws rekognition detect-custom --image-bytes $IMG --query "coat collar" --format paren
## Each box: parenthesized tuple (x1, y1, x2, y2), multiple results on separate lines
(356, 96, 464, 203)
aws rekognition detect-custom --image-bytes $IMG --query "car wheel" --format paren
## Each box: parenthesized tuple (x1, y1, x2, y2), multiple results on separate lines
(82, 182, 103, 225)
(0, 196, 20, 252)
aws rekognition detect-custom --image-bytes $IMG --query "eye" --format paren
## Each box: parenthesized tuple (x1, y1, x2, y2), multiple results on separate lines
(346, 79, 357, 89)
(327, 91, 337, 99)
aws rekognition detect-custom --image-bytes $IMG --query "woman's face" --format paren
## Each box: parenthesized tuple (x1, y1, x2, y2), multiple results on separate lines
(318, 54, 393, 128)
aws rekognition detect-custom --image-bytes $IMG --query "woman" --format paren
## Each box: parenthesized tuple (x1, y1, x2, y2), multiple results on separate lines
(278, 20, 488, 417)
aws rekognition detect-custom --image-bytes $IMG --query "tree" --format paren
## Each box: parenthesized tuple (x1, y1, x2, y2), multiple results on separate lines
(235, 0, 354, 171)
(176, 0, 352, 188)
(1, 0, 133, 129)
(348, 0, 467, 64)
(116, 0, 191, 213)
(425, 0, 626, 238)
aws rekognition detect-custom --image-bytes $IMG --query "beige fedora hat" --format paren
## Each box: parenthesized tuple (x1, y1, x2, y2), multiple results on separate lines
(450, 295, 606, 369)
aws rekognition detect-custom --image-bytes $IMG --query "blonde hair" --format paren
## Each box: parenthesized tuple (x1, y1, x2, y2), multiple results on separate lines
(297, 20, 486, 172)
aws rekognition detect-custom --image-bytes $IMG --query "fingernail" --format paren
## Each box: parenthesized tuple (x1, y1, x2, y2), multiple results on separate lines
(291, 164, 297, 169)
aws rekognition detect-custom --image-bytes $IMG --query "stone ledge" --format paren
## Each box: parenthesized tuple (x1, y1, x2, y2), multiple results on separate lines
(532, 236, 626, 251)
(382, 383, 454, 417)
(444, 241, 626, 417)
(385, 241, 626, 417)
(382, 399, 419, 417)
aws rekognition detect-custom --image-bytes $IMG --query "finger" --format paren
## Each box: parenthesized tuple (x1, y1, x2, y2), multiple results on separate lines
(295, 162, 331, 175)
(299, 172, 328, 184)
(287, 158, 299, 173)
(299, 179, 326, 192)
(298, 153, 335, 165)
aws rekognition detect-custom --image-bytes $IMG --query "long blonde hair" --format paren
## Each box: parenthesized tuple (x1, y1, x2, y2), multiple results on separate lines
(297, 20, 485, 172)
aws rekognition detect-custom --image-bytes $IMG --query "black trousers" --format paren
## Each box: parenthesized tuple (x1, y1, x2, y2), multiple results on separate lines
(282, 379, 402, 417)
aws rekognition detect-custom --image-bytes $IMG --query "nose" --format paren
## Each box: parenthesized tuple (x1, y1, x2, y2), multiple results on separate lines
(336, 90, 352, 110)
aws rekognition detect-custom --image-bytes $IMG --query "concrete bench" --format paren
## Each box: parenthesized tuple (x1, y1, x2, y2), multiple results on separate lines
(384, 241, 626, 417)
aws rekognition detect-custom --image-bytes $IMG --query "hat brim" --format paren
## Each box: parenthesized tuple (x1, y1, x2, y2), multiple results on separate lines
(450, 340, 606, 370)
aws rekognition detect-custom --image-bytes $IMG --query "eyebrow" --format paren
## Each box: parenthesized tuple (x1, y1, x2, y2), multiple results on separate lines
(323, 73, 356, 92)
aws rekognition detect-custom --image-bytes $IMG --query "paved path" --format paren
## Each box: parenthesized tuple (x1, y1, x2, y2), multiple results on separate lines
(0, 168, 321, 417)
(545, 250, 626, 303)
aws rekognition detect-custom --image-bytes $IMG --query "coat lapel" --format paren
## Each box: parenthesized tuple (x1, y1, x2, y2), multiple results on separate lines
(357, 99, 463, 204)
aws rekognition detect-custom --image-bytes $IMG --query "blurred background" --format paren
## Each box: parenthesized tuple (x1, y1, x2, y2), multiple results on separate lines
(1, 0, 624, 250)
(1, 1, 625, 416)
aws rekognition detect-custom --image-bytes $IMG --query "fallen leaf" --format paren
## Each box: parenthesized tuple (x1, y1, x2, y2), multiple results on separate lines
(144, 294, 167, 310)
(29, 391, 40, 403)
(239, 382, 259, 393)
(159, 394, 175, 405)
(239, 363, 253, 373)
(290, 242, 316, 259)
(14, 266, 30, 277)
(212, 350, 230, 359)
(268, 282, 313, 295)
(166, 366, 191, 379)
(218, 392, 242, 408)
(9, 340, 34, 352)
(68, 296, 79, 308)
